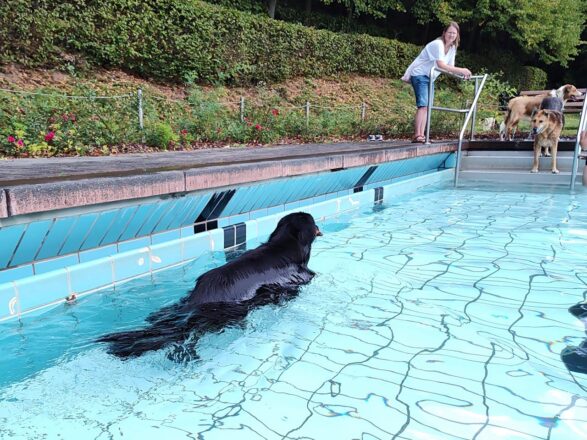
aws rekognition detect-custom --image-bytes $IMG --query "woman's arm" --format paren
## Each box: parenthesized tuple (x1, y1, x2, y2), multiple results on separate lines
(436, 60, 472, 79)
(581, 131, 587, 149)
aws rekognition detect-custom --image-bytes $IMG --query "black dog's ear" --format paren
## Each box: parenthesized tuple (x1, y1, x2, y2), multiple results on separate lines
(297, 225, 316, 246)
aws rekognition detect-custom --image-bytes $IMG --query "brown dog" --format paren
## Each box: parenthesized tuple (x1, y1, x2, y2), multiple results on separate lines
(501, 84, 582, 141)
(530, 110, 563, 174)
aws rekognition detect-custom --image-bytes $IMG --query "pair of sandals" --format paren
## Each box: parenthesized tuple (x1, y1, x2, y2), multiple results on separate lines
(412, 135, 426, 143)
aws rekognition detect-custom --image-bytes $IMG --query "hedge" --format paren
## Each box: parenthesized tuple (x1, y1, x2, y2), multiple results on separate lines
(0, 0, 546, 89)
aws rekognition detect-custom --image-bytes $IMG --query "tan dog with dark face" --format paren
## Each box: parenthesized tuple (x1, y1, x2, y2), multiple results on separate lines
(530, 110, 563, 174)
(501, 84, 582, 141)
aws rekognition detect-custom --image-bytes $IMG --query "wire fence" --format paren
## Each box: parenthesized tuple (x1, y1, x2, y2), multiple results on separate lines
(0, 87, 370, 132)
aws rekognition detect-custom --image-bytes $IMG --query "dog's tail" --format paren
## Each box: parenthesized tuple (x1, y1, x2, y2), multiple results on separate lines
(96, 322, 186, 358)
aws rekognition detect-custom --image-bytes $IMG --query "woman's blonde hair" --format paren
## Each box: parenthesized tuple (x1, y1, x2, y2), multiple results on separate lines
(440, 21, 460, 48)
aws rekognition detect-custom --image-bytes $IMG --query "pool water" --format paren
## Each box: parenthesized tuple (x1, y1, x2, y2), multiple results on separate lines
(1, 182, 587, 440)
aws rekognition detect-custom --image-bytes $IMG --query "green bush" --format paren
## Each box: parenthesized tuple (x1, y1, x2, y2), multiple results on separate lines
(145, 122, 177, 149)
(0, 0, 546, 88)
(0, 87, 140, 156)
(0, 0, 416, 84)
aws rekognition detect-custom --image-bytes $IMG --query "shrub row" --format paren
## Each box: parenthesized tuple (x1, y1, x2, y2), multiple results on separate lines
(0, 0, 545, 90)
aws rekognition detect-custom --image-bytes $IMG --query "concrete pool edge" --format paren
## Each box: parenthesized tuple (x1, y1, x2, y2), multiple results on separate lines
(0, 168, 453, 323)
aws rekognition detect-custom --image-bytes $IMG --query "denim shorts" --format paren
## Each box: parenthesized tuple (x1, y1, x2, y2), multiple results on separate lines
(410, 75, 433, 108)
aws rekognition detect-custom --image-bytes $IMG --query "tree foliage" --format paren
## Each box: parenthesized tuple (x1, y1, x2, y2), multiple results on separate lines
(403, 0, 585, 66)
(321, 0, 404, 18)
(204, 0, 585, 67)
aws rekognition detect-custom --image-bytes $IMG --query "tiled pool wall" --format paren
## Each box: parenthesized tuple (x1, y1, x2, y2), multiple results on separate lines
(0, 153, 455, 322)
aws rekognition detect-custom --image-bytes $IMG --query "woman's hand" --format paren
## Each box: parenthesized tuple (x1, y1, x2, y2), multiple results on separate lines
(459, 68, 472, 79)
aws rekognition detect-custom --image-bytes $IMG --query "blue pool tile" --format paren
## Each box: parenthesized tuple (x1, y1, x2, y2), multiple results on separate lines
(444, 152, 456, 167)
(153, 198, 188, 233)
(352, 189, 375, 205)
(35, 217, 77, 261)
(228, 213, 249, 225)
(297, 198, 314, 208)
(0, 265, 34, 284)
(305, 200, 338, 220)
(217, 217, 230, 228)
(256, 214, 281, 238)
(150, 240, 182, 271)
(180, 226, 194, 238)
(34, 254, 79, 275)
(337, 194, 363, 212)
(59, 213, 99, 256)
(221, 188, 248, 216)
(209, 229, 224, 252)
(118, 237, 151, 253)
(118, 203, 158, 241)
(67, 258, 113, 294)
(284, 201, 301, 211)
(267, 205, 284, 215)
(249, 208, 268, 220)
(179, 194, 212, 228)
(112, 248, 151, 282)
(100, 206, 139, 246)
(79, 245, 118, 263)
(168, 196, 201, 230)
(16, 269, 69, 313)
(182, 233, 212, 261)
(0, 224, 26, 269)
(9, 220, 52, 267)
(0, 282, 18, 320)
(137, 200, 173, 237)
(79, 210, 118, 251)
(151, 229, 181, 245)
(245, 220, 259, 240)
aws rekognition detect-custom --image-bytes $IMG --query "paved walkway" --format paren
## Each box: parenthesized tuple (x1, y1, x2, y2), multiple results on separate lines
(0, 140, 446, 186)
(0, 140, 459, 218)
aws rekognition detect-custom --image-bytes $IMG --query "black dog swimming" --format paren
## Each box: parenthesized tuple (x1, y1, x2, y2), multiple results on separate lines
(97, 212, 322, 359)
(561, 301, 587, 375)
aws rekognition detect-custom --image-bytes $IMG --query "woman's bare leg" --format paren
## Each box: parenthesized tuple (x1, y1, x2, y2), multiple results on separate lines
(415, 107, 428, 138)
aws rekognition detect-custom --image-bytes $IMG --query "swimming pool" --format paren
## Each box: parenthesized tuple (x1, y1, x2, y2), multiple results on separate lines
(1, 181, 586, 439)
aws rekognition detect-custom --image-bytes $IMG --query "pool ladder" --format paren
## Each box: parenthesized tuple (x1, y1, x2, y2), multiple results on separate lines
(424, 66, 487, 187)
(426, 66, 587, 189)
(570, 90, 587, 190)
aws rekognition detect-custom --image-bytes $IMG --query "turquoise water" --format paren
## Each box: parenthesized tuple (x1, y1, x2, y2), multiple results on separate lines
(1, 182, 587, 439)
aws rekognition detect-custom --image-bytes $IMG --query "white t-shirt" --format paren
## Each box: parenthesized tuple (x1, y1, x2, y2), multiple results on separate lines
(402, 39, 456, 82)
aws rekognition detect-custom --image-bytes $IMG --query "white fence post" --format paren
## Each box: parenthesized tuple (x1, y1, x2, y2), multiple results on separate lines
(305, 101, 310, 128)
(240, 96, 245, 122)
(361, 102, 367, 122)
(137, 88, 144, 130)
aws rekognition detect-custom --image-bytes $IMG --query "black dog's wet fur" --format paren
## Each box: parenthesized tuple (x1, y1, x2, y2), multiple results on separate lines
(97, 212, 321, 359)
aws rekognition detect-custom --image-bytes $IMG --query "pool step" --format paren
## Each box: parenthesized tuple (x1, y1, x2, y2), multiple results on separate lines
(459, 150, 585, 185)
(461, 150, 580, 172)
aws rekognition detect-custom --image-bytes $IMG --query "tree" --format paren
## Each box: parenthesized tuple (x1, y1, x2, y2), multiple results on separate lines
(405, 0, 585, 66)
(320, 0, 405, 18)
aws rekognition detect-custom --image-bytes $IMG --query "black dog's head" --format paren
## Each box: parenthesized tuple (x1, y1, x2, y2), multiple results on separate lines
(569, 302, 587, 321)
(268, 212, 322, 247)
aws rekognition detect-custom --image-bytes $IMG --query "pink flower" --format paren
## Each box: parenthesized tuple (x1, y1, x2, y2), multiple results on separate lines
(255, 124, 262, 131)
(7, 135, 15, 143)
(180, 129, 188, 136)
(45, 131, 55, 142)
(271, 108, 279, 116)
(16, 139, 24, 147)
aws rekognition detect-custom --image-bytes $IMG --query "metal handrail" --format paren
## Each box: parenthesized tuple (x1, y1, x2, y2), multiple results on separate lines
(570, 95, 587, 190)
(424, 66, 488, 187)
(424, 67, 485, 144)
